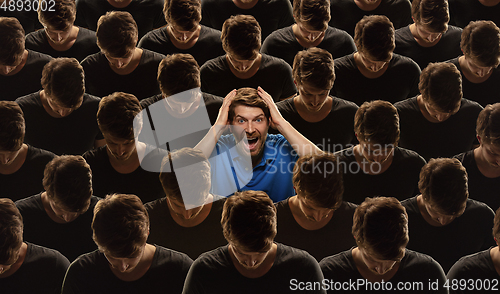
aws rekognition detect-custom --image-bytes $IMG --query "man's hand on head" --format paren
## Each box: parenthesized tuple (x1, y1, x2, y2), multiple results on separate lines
(257, 86, 285, 130)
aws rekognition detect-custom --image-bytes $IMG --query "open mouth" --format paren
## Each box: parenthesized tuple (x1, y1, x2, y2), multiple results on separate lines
(246, 137, 259, 151)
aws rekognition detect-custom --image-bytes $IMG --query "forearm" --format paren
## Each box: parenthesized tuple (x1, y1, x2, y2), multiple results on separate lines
(194, 125, 226, 159)
(276, 121, 322, 156)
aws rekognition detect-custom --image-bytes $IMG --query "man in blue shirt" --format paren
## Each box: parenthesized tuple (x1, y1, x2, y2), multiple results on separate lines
(195, 86, 321, 202)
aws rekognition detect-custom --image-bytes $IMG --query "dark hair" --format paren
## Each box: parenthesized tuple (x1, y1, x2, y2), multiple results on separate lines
(461, 20, 500, 68)
(476, 103, 500, 146)
(228, 87, 271, 123)
(38, 0, 76, 31)
(354, 15, 395, 62)
(352, 197, 409, 260)
(493, 207, 500, 241)
(293, 47, 335, 90)
(96, 11, 138, 57)
(0, 198, 23, 265)
(0, 17, 25, 66)
(157, 54, 200, 97)
(43, 155, 93, 212)
(221, 190, 276, 252)
(92, 194, 149, 257)
(221, 15, 261, 60)
(418, 158, 469, 215)
(293, 0, 330, 31)
(354, 100, 400, 146)
(163, 0, 201, 31)
(97, 92, 142, 140)
(293, 152, 343, 209)
(41, 58, 85, 108)
(0, 101, 24, 151)
(419, 62, 462, 113)
(411, 0, 449, 33)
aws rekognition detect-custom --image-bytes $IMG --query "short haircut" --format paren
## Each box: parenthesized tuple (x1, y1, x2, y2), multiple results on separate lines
(0, 101, 25, 151)
(221, 15, 261, 60)
(38, 0, 76, 31)
(354, 100, 400, 146)
(293, 47, 335, 91)
(0, 17, 25, 66)
(476, 103, 500, 146)
(92, 194, 149, 257)
(159, 147, 211, 205)
(419, 62, 463, 113)
(493, 207, 500, 240)
(96, 11, 138, 57)
(352, 197, 409, 260)
(293, 0, 330, 31)
(461, 20, 500, 68)
(293, 152, 343, 209)
(354, 15, 395, 62)
(221, 190, 277, 252)
(228, 87, 271, 123)
(97, 92, 142, 140)
(41, 57, 85, 108)
(157, 54, 200, 97)
(163, 0, 201, 31)
(418, 158, 469, 215)
(0, 198, 23, 265)
(411, 0, 449, 33)
(43, 155, 93, 212)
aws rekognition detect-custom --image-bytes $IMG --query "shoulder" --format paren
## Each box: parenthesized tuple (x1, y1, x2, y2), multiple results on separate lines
(140, 94, 163, 109)
(80, 52, 104, 66)
(82, 145, 107, 162)
(332, 96, 359, 111)
(261, 54, 292, 69)
(403, 249, 444, 272)
(400, 196, 419, 212)
(141, 49, 166, 61)
(200, 56, 226, 71)
(154, 245, 194, 268)
(465, 199, 495, 216)
(26, 243, 70, 269)
(460, 98, 484, 112)
(275, 243, 318, 266)
(15, 92, 40, 106)
(319, 249, 354, 272)
(333, 54, 355, 67)
(15, 193, 43, 210)
(394, 96, 419, 111)
(447, 248, 498, 280)
(395, 25, 412, 38)
(391, 54, 421, 71)
(394, 147, 426, 164)
(27, 49, 53, 63)
(26, 145, 56, 161)
(276, 97, 295, 112)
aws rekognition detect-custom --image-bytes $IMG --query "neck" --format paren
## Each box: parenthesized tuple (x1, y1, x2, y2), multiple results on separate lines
(232, 0, 259, 9)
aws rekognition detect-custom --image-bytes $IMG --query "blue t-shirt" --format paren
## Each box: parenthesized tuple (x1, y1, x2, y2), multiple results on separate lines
(209, 134, 298, 202)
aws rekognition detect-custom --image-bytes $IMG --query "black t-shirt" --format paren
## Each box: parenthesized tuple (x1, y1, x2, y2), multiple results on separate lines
(275, 200, 357, 262)
(0, 145, 55, 202)
(446, 248, 500, 294)
(138, 25, 225, 67)
(81, 49, 165, 100)
(394, 25, 463, 70)
(328, 0, 412, 37)
(0, 243, 70, 294)
(62, 245, 193, 294)
(448, 0, 500, 28)
(446, 57, 500, 107)
(83, 145, 166, 203)
(275, 96, 358, 153)
(200, 54, 297, 101)
(401, 196, 496, 272)
(182, 243, 326, 294)
(15, 194, 100, 261)
(335, 146, 426, 204)
(0, 50, 52, 101)
(395, 97, 483, 161)
(25, 27, 99, 62)
(454, 150, 500, 212)
(331, 53, 421, 105)
(74, 0, 166, 39)
(261, 25, 356, 67)
(16, 92, 103, 155)
(0, 10, 42, 34)
(320, 248, 448, 294)
(145, 197, 227, 260)
(200, 0, 294, 40)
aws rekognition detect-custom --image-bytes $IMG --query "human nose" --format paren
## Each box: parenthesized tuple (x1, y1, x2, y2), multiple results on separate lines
(246, 121, 255, 133)
(117, 260, 129, 272)
(438, 215, 454, 225)
(435, 113, 450, 122)
(182, 209, 194, 220)
(0, 154, 10, 165)
(2, 66, 15, 75)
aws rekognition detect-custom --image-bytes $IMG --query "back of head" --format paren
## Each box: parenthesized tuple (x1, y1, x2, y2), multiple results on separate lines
(97, 92, 142, 140)
(43, 155, 93, 212)
(419, 62, 462, 113)
(293, 0, 330, 31)
(293, 152, 343, 209)
(0, 198, 23, 265)
(354, 15, 395, 61)
(92, 194, 149, 257)
(418, 158, 469, 215)
(41, 57, 85, 108)
(228, 87, 270, 122)
(352, 197, 409, 260)
(222, 191, 276, 252)
(96, 11, 138, 57)
(493, 207, 500, 241)
(222, 15, 261, 60)
(461, 20, 500, 68)
(0, 17, 25, 66)
(293, 47, 335, 91)
(38, 0, 76, 30)
(0, 101, 24, 152)
(157, 54, 200, 97)
(354, 100, 400, 146)
(163, 0, 201, 31)
(159, 147, 211, 206)
(477, 103, 500, 146)
(411, 0, 449, 33)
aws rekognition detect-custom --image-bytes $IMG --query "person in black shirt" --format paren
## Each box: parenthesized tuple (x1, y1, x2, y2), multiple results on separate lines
(448, 0, 500, 29)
